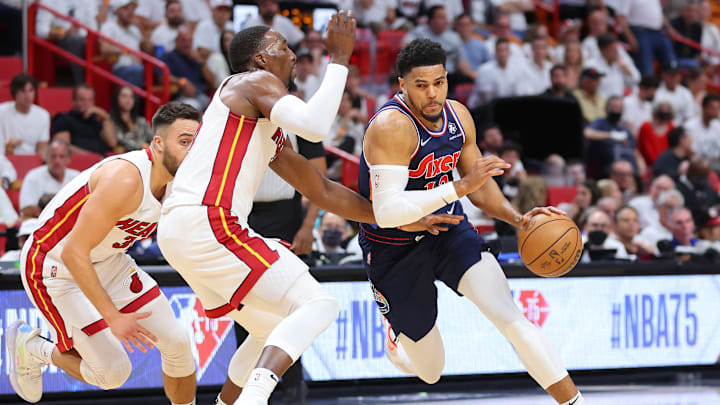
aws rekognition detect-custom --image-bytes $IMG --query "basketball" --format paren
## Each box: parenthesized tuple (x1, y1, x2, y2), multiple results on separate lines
(517, 213, 583, 277)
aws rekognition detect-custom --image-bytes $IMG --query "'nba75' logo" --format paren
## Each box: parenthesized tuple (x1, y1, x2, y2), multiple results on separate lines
(169, 293, 234, 378)
(513, 289, 550, 327)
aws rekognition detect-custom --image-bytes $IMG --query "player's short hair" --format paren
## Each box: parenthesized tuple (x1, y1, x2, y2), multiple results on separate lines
(10, 73, 38, 97)
(228, 25, 272, 73)
(152, 102, 201, 133)
(396, 39, 446, 78)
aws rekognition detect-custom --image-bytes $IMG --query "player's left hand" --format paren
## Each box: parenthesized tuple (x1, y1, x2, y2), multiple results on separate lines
(520, 206, 566, 230)
(399, 214, 464, 235)
(290, 225, 314, 255)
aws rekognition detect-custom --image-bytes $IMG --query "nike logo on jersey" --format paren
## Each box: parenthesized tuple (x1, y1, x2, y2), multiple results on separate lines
(420, 137, 432, 147)
(447, 202, 455, 214)
(415, 235, 425, 242)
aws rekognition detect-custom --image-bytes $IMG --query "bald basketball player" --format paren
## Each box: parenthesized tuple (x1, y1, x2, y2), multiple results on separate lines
(8, 102, 201, 404)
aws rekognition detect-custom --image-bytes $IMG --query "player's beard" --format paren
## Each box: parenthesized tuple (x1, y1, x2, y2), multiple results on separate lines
(405, 93, 442, 123)
(162, 150, 181, 177)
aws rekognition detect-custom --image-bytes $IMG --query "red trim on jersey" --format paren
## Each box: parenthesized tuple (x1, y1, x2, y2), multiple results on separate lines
(361, 233, 413, 245)
(26, 184, 91, 352)
(360, 225, 412, 241)
(201, 113, 257, 209)
(204, 303, 238, 319)
(145, 148, 152, 161)
(80, 286, 162, 336)
(206, 206, 279, 310)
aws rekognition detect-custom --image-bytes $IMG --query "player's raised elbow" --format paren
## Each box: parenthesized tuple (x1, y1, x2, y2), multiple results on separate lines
(295, 125, 329, 143)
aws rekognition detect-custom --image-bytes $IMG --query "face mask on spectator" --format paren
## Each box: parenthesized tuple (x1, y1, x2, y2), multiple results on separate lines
(322, 228, 344, 248)
(655, 111, 672, 121)
(588, 230, 608, 245)
(606, 112, 622, 125)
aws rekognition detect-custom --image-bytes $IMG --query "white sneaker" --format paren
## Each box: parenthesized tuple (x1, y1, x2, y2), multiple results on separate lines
(382, 317, 414, 375)
(7, 320, 44, 403)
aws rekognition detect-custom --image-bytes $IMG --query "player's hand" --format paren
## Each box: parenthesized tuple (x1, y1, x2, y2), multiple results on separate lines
(290, 225, 314, 255)
(323, 10, 356, 66)
(107, 311, 158, 354)
(398, 214, 464, 234)
(454, 156, 510, 197)
(520, 206, 566, 230)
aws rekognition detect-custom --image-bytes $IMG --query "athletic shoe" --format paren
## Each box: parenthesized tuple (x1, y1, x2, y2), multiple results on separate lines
(382, 317, 414, 375)
(7, 320, 44, 403)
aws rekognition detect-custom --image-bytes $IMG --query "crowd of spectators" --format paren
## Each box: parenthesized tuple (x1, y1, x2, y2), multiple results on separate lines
(2, 0, 720, 265)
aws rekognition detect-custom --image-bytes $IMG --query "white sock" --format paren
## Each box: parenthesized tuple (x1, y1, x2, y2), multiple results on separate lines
(215, 393, 228, 405)
(560, 391, 584, 405)
(25, 335, 55, 364)
(235, 368, 278, 404)
(171, 400, 195, 405)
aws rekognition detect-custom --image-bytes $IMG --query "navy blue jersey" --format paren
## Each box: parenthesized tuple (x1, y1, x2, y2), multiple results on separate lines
(358, 93, 467, 242)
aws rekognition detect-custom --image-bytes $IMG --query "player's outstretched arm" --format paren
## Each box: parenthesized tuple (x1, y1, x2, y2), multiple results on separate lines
(60, 160, 157, 353)
(363, 109, 509, 228)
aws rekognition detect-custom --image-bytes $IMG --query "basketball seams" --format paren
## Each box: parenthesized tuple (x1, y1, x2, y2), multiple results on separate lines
(518, 218, 574, 253)
(526, 227, 575, 266)
(540, 230, 582, 277)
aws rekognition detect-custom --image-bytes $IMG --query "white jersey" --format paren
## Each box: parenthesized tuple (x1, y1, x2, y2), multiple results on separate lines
(28, 149, 161, 271)
(164, 75, 287, 224)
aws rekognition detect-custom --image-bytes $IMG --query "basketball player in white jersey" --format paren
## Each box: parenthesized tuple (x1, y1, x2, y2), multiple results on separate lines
(157, 11, 461, 405)
(7, 103, 201, 404)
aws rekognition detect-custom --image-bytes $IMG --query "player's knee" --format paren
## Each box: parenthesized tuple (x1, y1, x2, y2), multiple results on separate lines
(92, 355, 132, 390)
(311, 294, 340, 327)
(159, 330, 196, 378)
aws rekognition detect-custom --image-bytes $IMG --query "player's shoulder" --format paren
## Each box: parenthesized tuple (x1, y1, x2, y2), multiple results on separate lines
(92, 159, 143, 189)
(368, 107, 414, 133)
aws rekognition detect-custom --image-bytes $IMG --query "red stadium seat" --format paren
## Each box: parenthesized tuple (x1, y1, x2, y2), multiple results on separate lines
(0, 56, 22, 83)
(341, 158, 359, 192)
(0, 85, 11, 103)
(546, 186, 577, 206)
(68, 153, 102, 172)
(454, 83, 474, 105)
(7, 189, 20, 214)
(377, 29, 407, 51)
(7, 154, 43, 181)
(350, 40, 372, 83)
(37, 87, 73, 117)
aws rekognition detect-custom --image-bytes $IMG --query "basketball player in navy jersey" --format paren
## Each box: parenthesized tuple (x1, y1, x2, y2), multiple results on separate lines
(358, 39, 585, 405)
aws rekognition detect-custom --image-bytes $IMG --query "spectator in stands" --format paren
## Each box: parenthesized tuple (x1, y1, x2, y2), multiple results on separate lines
(245, 0, 303, 48)
(670, 0, 703, 69)
(638, 102, 675, 167)
(100, 0, 151, 88)
(687, 67, 708, 120)
(669, 207, 699, 250)
(654, 127, 692, 179)
(522, 23, 558, 62)
(454, 13, 491, 72)
(622, 75, 660, 136)
(542, 154, 566, 187)
(498, 140, 527, 199)
(162, 25, 215, 109)
(676, 157, 719, 225)
(701, 0, 720, 66)
(0, 218, 37, 262)
(178, 0, 211, 27)
(0, 155, 16, 190)
(585, 33, 640, 99)
(655, 66, 695, 124)
(327, 90, 365, 159)
(573, 68, 606, 124)
(562, 40, 583, 89)
(468, 38, 528, 108)
(541, 64, 577, 101)
(376, 73, 401, 108)
(353, 0, 403, 32)
(513, 176, 547, 214)
(0, 74, 50, 156)
(19, 139, 79, 218)
(484, 12, 525, 63)
(345, 65, 374, 124)
(35, 0, 110, 83)
(610, 160, 638, 200)
(294, 51, 320, 100)
(565, 159, 586, 186)
(424, 0, 465, 23)
(404, 5, 477, 86)
(609, 205, 655, 259)
(560, 179, 599, 225)
(697, 215, 720, 252)
(597, 178, 623, 203)
(597, 194, 620, 218)
(614, 0, 678, 76)
(478, 124, 503, 156)
(51, 84, 118, 155)
(581, 208, 627, 262)
(135, 0, 165, 30)
(523, 37, 553, 94)
(193, 0, 234, 61)
(637, 189, 684, 250)
(314, 212, 349, 256)
(582, 8, 635, 68)
(685, 94, 720, 171)
(491, 0, 533, 38)
(0, 184, 17, 227)
(206, 29, 234, 88)
(584, 97, 638, 178)
(297, 30, 329, 78)
(109, 86, 153, 152)
(629, 175, 675, 229)
(150, 0, 185, 54)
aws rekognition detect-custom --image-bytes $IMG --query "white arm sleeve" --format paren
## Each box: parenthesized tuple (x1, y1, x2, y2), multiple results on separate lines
(269, 63, 349, 142)
(370, 165, 459, 228)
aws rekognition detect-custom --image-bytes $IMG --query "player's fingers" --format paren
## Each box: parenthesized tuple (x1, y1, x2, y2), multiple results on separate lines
(137, 326, 158, 342)
(133, 311, 152, 320)
(431, 225, 449, 232)
(136, 332, 156, 350)
(427, 214, 463, 224)
(347, 10, 356, 32)
(122, 339, 134, 354)
(533, 207, 554, 217)
(129, 336, 147, 353)
(548, 206, 567, 216)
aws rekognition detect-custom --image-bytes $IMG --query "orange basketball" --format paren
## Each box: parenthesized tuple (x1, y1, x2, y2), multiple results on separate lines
(517, 213, 583, 277)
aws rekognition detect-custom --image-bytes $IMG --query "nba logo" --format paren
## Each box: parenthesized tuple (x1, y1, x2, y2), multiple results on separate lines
(50, 265, 57, 278)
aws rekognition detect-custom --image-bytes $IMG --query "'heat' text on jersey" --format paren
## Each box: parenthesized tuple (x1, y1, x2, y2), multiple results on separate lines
(112, 218, 158, 249)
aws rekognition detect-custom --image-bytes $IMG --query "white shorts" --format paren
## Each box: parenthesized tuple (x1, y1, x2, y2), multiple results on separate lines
(158, 205, 308, 318)
(20, 242, 159, 353)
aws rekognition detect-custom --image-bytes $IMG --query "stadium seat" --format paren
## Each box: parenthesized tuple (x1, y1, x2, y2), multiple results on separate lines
(546, 186, 578, 206)
(341, 158, 359, 192)
(0, 85, 11, 103)
(377, 29, 406, 52)
(7, 189, 19, 214)
(0, 56, 22, 83)
(37, 87, 73, 117)
(350, 39, 372, 83)
(68, 153, 102, 172)
(7, 154, 43, 181)
(454, 83, 474, 105)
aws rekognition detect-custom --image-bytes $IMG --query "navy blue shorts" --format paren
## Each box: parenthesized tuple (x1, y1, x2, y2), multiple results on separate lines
(358, 219, 485, 342)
